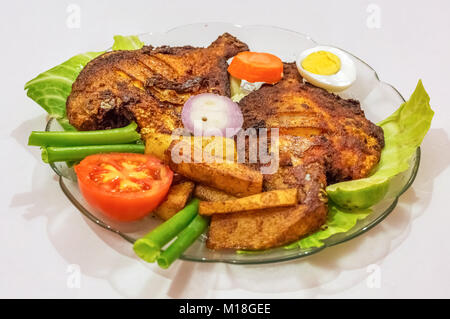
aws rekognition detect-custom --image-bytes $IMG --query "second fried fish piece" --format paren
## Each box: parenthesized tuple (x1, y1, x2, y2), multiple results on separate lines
(239, 62, 384, 182)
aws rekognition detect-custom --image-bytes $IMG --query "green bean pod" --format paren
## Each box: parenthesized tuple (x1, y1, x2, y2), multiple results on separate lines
(29, 122, 140, 147)
(133, 199, 200, 263)
(156, 214, 208, 269)
(41, 144, 145, 163)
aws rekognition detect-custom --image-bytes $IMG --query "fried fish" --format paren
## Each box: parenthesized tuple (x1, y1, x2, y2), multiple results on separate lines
(66, 33, 249, 138)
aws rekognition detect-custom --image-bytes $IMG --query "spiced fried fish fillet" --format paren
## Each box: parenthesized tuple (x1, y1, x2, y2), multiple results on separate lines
(66, 33, 249, 136)
(206, 62, 384, 250)
(240, 63, 384, 182)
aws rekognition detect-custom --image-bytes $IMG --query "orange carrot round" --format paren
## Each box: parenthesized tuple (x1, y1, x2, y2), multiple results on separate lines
(228, 51, 283, 84)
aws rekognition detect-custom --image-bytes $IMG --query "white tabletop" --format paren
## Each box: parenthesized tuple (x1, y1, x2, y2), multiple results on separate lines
(1, 0, 449, 298)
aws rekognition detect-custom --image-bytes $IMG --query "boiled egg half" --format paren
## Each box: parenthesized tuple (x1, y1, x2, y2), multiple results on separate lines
(296, 46, 356, 92)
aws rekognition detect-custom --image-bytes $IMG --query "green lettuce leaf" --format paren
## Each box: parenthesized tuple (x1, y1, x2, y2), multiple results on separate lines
(375, 80, 434, 176)
(24, 52, 103, 130)
(230, 75, 247, 102)
(327, 80, 434, 209)
(112, 35, 144, 51)
(25, 35, 144, 131)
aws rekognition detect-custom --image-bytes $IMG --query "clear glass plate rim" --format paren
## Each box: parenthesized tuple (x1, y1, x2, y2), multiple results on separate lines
(48, 22, 419, 265)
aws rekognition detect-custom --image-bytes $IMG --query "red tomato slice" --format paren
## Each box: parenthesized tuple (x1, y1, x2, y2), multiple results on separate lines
(74, 153, 173, 221)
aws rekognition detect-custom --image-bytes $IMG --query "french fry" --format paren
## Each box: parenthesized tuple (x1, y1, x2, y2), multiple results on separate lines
(198, 189, 298, 216)
(154, 181, 195, 220)
(194, 184, 237, 202)
(166, 140, 263, 197)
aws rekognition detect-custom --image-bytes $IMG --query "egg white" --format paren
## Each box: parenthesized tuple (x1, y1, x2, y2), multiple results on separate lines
(296, 46, 356, 92)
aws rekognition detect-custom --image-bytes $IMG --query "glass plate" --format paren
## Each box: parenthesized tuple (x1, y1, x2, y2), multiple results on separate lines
(47, 22, 420, 264)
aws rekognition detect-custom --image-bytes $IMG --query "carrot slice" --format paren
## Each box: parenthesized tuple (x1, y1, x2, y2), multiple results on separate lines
(228, 51, 283, 84)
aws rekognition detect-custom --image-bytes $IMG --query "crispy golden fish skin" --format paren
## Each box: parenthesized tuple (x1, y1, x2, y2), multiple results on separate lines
(206, 62, 384, 250)
(66, 33, 249, 135)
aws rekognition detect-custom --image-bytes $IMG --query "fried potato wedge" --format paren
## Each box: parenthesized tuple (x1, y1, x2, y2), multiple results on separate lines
(145, 132, 174, 160)
(145, 134, 237, 161)
(198, 189, 298, 216)
(166, 140, 263, 197)
(207, 203, 327, 250)
(154, 181, 195, 220)
(194, 184, 237, 202)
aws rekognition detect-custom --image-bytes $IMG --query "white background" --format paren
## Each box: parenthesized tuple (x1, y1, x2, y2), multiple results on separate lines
(1, 0, 449, 298)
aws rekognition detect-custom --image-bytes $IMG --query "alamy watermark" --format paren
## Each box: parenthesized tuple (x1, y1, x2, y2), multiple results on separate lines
(366, 3, 382, 29)
(66, 4, 81, 29)
(66, 264, 81, 289)
(366, 264, 381, 288)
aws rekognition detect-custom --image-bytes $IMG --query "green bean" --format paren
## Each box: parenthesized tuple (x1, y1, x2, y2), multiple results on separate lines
(133, 199, 199, 263)
(28, 122, 140, 147)
(41, 144, 145, 163)
(157, 214, 208, 269)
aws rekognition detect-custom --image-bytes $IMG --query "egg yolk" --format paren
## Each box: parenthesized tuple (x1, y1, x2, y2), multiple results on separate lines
(301, 51, 341, 75)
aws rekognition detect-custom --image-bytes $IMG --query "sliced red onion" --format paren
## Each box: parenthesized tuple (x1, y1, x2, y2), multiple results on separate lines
(181, 93, 243, 137)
